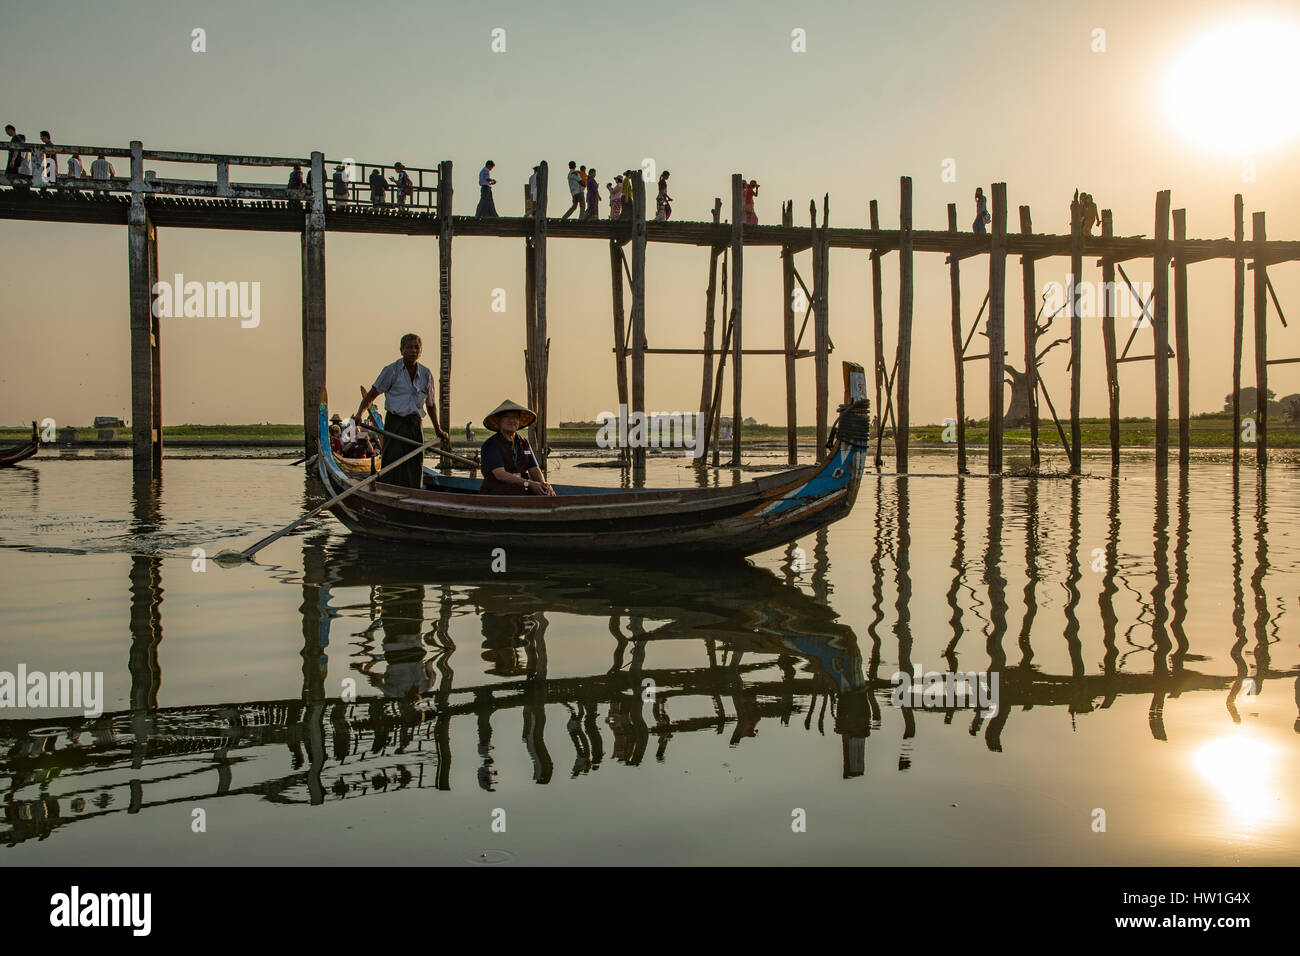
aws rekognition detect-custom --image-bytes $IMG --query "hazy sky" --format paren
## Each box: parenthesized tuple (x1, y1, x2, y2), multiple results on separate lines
(3, 0, 1298, 429)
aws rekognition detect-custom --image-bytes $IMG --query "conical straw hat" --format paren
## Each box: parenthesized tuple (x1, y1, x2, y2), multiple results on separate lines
(483, 399, 536, 432)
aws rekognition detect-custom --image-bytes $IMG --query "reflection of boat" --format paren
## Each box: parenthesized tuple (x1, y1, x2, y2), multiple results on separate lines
(0, 422, 38, 468)
(315, 363, 872, 556)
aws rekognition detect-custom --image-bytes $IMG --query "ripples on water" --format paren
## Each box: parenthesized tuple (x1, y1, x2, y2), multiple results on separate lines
(0, 452, 1296, 864)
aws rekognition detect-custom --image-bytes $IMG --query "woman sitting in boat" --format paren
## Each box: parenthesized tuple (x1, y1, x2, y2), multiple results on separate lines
(479, 400, 555, 496)
(328, 423, 345, 455)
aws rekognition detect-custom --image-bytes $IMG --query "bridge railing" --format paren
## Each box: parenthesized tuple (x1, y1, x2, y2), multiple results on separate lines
(0, 142, 439, 211)
(322, 158, 438, 212)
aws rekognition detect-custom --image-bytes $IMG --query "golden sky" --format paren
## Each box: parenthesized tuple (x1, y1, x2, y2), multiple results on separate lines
(2, 0, 1298, 428)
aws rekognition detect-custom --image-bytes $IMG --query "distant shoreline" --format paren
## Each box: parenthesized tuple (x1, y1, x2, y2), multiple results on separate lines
(4, 414, 1296, 450)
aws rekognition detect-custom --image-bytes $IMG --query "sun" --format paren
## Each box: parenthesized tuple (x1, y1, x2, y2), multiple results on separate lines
(1161, 17, 1300, 155)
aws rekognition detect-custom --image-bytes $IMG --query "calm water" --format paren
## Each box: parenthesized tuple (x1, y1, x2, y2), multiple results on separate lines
(1, 449, 1297, 865)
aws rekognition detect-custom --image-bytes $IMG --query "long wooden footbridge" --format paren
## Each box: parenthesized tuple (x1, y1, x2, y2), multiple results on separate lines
(3, 140, 1298, 478)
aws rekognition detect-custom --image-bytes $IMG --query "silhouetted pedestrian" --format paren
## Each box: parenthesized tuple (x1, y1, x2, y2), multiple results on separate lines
(561, 160, 583, 219)
(4, 124, 19, 178)
(973, 187, 989, 234)
(655, 170, 673, 221)
(391, 162, 413, 207)
(476, 160, 498, 217)
(369, 167, 387, 206)
(288, 164, 304, 190)
(332, 164, 348, 203)
(743, 179, 759, 225)
(585, 167, 600, 219)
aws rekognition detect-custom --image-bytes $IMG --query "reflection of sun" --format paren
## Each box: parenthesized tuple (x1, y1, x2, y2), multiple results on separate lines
(1193, 734, 1279, 828)
(1161, 18, 1300, 155)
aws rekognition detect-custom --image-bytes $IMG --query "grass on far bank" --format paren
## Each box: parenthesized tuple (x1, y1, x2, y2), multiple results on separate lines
(2, 413, 1296, 448)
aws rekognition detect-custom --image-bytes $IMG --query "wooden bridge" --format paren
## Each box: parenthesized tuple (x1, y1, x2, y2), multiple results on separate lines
(3, 139, 1298, 478)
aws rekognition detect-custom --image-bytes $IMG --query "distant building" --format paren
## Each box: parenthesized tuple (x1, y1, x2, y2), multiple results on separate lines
(93, 415, 125, 428)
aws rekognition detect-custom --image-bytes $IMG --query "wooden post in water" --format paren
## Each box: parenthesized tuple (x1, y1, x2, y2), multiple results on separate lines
(437, 161, 453, 456)
(128, 141, 161, 473)
(699, 198, 723, 465)
(1019, 205, 1038, 471)
(1100, 209, 1120, 474)
(531, 162, 549, 468)
(301, 151, 327, 457)
(1253, 211, 1267, 469)
(780, 200, 797, 465)
(947, 203, 967, 473)
(896, 176, 913, 473)
(812, 195, 830, 456)
(869, 199, 885, 470)
(630, 169, 648, 481)
(1153, 190, 1172, 475)
(988, 182, 1008, 475)
(1068, 190, 1083, 475)
(729, 173, 744, 465)
(1231, 195, 1245, 470)
(1172, 208, 1190, 470)
(609, 240, 629, 464)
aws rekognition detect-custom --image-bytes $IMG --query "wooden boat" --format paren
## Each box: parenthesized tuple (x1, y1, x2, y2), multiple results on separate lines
(0, 422, 39, 468)
(315, 362, 872, 557)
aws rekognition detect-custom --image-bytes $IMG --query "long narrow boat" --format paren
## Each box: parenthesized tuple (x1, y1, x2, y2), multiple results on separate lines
(315, 362, 872, 557)
(0, 422, 39, 468)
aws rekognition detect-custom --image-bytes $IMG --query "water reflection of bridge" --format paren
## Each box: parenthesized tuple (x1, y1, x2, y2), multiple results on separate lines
(2, 471, 1297, 847)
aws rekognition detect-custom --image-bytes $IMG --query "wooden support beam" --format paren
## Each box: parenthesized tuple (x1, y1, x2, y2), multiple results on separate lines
(609, 240, 629, 459)
(729, 173, 744, 465)
(530, 162, 549, 468)
(437, 160, 453, 460)
(1153, 190, 1171, 475)
(948, 203, 968, 474)
(630, 169, 648, 480)
(896, 176, 913, 473)
(812, 195, 831, 456)
(699, 198, 723, 466)
(1068, 190, 1083, 475)
(300, 150, 327, 457)
(1173, 208, 1190, 470)
(781, 200, 797, 465)
(1020, 205, 1039, 471)
(1101, 210, 1120, 474)
(128, 158, 161, 474)
(1253, 211, 1267, 469)
(869, 199, 885, 468)
(988, 182, 1007, 475)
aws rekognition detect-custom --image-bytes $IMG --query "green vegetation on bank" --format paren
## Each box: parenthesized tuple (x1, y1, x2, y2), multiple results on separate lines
(3, 414, 1296, 448)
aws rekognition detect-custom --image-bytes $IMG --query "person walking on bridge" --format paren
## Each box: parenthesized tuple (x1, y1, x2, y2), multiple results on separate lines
(355, 333, 450, 489)
(90, 153, 114, 196)
(561, 161, 583, 219)
(476, 160, 498, 217)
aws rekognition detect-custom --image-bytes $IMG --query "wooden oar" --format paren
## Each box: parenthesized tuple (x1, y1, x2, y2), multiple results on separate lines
(217, 432, 443, 564)
(357, 420, 480, 470)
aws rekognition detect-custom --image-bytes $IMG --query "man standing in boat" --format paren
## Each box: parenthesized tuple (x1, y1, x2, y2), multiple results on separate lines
(355, 333, 449, 489)
(479, 400, 555, 496)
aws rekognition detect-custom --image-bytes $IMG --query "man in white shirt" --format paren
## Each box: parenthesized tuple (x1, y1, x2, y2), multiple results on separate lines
(475, 160, 498, 217)
(90, 154, 115, 195)
(355, 333, 449, 489)
(561, 160, 583, 219)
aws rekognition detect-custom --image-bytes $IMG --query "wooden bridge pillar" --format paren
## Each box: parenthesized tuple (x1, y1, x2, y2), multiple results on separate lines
(1068, 190, 1084, 475)
(1231, 195, 1245, 470)
(630, 169, 647, 481)
(780, 200, 797, 465)
(1253, 211, 1268, 468)
(947, 203, 968, 474)
(128, 140, 161, 474)
(437, 161, 453, 458)
(609, 238, 629, 465)
(529, 161, 549, 468)
(812, 195, 830, 456)
(1172, 208, 1190, 470)
(1019, 205, 1039, 471)
(729, 173, 744, 465)
(701, 199, 724, 464)
(1100, 209, 1120, 474)
(301, 150, 327, 455)
(988, 182, 1007, 475)
(895, 176, 913, 473)
(1153, 190, 1171, 475)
